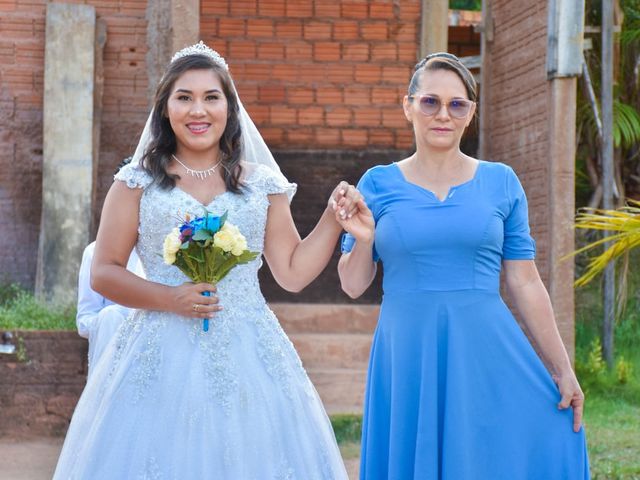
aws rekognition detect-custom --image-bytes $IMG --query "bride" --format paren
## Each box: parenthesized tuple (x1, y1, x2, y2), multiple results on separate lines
(53, 42, 361, 479)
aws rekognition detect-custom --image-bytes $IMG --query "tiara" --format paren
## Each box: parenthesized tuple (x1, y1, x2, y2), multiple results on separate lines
(171, 41, 228, 70)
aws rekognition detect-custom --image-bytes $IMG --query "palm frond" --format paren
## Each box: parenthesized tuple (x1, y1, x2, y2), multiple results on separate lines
(613, 100, 640, 149)
(567, 200, 640, 287)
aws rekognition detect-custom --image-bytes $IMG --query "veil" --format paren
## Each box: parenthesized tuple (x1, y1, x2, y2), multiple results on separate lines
(130, 41, 294, 201)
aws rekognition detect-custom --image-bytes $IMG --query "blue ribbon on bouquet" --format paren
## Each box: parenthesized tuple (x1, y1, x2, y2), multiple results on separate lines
(202, 291, 210, 332)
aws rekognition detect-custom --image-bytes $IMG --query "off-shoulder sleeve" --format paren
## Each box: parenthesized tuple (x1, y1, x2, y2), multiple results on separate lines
(503, 167, 536, 260)
(114, 163, 153, 190)
(340, 169, 380, 262)
(247, 164, 297, 200)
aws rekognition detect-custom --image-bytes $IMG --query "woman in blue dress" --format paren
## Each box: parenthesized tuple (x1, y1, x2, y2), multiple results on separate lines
(338, 53, 590, 479)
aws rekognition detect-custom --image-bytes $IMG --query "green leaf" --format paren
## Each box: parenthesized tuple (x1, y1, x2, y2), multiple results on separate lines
(192, 229, 212, 241)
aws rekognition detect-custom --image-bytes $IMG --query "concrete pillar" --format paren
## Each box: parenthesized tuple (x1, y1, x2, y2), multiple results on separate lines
(36, 3, 103, 304)
(548, 78, 577, 361)
(146, 0, 200, 105)
(420, 0, 449, 58)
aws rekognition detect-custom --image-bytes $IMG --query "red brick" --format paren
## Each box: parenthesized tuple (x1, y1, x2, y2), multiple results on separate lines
(383, 108, 409, 128)
(360, 22, 388, 41)
(369, 2, 396, 19)
(315, 86, 343, 105)
(354, 107, 381, 127)
(391, 23, 417, 42)
(245, 104, 269, 123)
(398, 45, 419, 62)
(286, 1, 313, 18)
(230, 0, 257, 15)
(315, 127, 341, 144)
(314, 1, 342, 18)
(238, 84, 258, 103)
(342, 43, 369, 61)
(285, 41, 312, 61)
(355, 64, 382, 84)
(396, 129, 415, 148)
(247, 19, 274, 37)
(297, 64, 330, 82)
(326, 106, 352, 126)
(259, 85, 286, 103)
(332, 20, 360, 40)
(313, 42, 341, 62)
(272, 64, 299, 82)
(371, 43, 397, 61)
(371, 86, 400, 105)
(276, 20, 303, 38)
(258, 42, 285, 60)
(343, 86, 370, 106)
(382, 65, 411, 84)
(219, 18, 246, 37)
(288, 87, 314, 104)
(341, 1, 368, 19)
(326, 64, 355, 83)
(243, 64, 268, 81)
(201, 1, 229, 15)
(399, 1, 420, 17)
(229, 41, 256, 60)
(260, 127, 285, 145)
(258, 0, 286, 16)
(342, 129, 368, 146)
(304, 21, 332, 40)
(369, 128, 395, 146)
(299, 105, 324, 125)
(287, 127, 314, 144)
(270, 105, 297, 123)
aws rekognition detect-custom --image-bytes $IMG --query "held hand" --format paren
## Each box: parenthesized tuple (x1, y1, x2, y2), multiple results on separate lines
(553, 372, 585, 433)
(336, 198, 375, 245)
(170, 282, 222, 319)
(328, 181, 361, 219)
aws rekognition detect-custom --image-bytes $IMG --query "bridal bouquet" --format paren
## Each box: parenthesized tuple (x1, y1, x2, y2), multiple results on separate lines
(163, 210, 258, 331)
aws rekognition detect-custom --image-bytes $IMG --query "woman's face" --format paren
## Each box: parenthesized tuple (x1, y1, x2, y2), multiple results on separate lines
(166, 68, 228, 155)
(403, 68, 476, 151)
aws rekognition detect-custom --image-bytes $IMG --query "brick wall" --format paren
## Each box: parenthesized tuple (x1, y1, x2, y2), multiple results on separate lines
(483, 1, 551, 282)
(0, 0, 148, 288)
(200, 0, 421, 150)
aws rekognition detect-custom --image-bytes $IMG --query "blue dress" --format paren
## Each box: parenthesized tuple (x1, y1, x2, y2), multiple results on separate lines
(342, 161, 590, 480)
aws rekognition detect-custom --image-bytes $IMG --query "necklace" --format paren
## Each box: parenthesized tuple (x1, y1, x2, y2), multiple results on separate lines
(172, 154, 222, 180)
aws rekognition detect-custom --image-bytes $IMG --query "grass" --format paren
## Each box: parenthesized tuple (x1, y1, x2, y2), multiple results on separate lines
(585, 397, 640, 479)
(0, 287, 76, 331)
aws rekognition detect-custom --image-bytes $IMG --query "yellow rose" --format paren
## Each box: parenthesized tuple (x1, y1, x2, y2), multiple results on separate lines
(163, 228, 182, 264)
(213, 228, 235, 253)
(223, 223, 248, 256)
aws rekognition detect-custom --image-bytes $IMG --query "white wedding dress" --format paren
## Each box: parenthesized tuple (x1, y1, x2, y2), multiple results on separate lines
(53, 163, 348, 480)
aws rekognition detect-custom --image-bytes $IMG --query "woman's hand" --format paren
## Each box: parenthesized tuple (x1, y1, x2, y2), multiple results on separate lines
(553, 372, 585, 433)
(329, 181, 375, 244)
(328, 181, 360, 217)
(169, 282, 222, 319)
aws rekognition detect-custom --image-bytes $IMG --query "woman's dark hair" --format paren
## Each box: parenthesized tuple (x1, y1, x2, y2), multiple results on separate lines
(408, 52, 478, 102)
(141, 54, 243, 192)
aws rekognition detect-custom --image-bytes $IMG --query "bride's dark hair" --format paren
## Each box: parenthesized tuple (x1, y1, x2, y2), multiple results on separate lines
(141, 54, 243, 192)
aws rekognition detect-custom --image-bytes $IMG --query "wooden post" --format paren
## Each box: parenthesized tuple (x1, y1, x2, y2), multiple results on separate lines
(420, 0, 449, 58)
(601, 0, 616, 368)
(37, 3, 102, 304)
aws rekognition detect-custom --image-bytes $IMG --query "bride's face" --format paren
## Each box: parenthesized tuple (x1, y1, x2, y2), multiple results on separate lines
(166, 68, 228, 155)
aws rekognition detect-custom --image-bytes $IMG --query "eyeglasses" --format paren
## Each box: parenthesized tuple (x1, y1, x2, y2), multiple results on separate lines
(408, 95, 474, 119)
